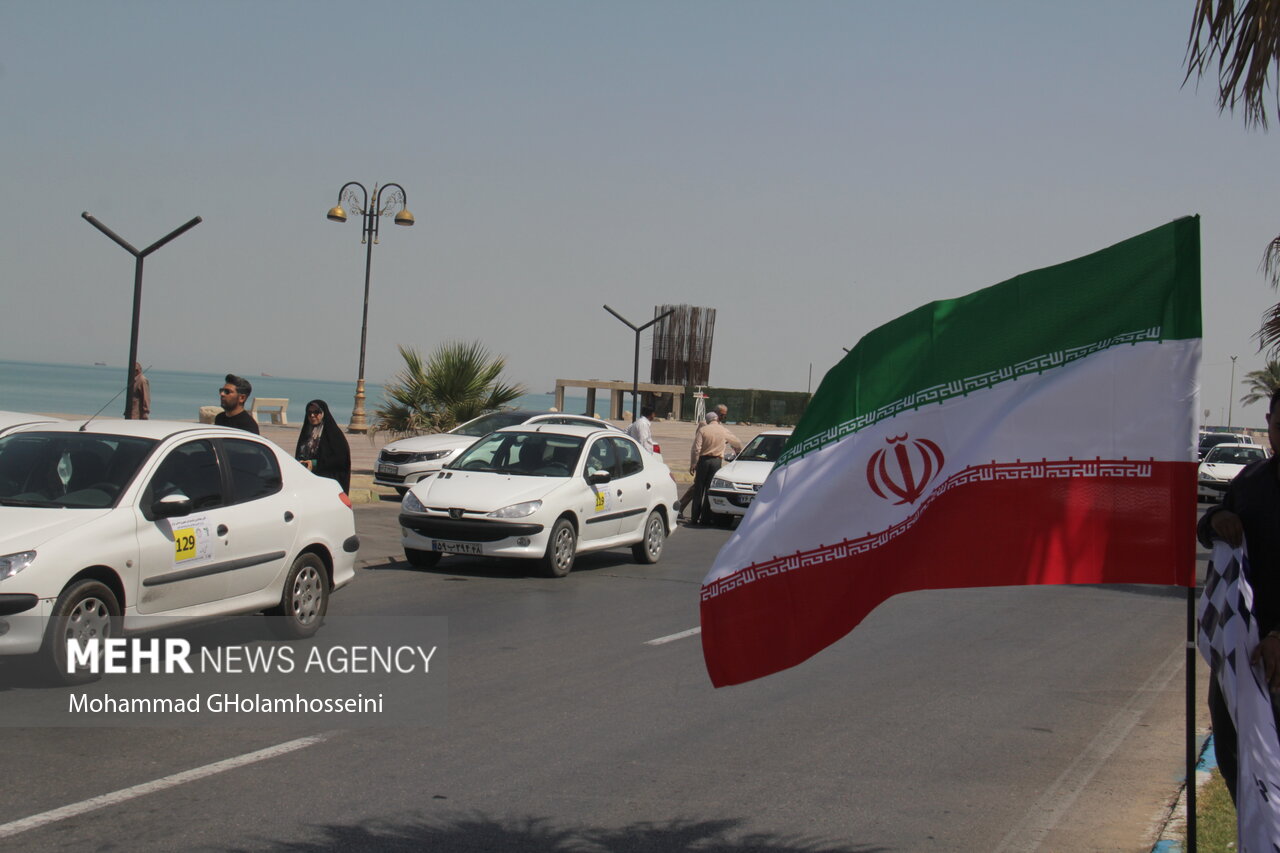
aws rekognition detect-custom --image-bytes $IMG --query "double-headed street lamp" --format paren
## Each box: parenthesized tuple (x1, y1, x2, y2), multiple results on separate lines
(603, 305, 675, 422)
(81, 212, 202, 418)
(327, 182, 414, 433)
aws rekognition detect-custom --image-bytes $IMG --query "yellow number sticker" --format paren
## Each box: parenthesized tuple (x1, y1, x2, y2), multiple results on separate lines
(174, 528, 198, 562)
(594, 491, 606, 512)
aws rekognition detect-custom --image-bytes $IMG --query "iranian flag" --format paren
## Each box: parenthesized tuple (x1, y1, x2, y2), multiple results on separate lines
(701, 217, 1201, 687)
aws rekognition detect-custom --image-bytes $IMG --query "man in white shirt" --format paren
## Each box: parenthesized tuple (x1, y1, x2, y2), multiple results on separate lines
(627, 405, 654, 452)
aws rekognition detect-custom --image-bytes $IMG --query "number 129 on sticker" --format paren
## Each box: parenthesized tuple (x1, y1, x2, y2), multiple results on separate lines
(174, 528, 198, 562)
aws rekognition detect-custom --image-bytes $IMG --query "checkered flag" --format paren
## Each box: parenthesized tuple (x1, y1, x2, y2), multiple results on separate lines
(1198, 541, 1280, 852)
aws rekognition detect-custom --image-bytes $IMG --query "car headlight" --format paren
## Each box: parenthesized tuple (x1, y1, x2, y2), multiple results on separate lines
(488, 500, 542, 519)
(711, 478, 733, 490)
(1199, 471, 1224, 483)
(411, 450, 454, 462)
(0, 551, 36, 581)
(402, 491, 426, 513)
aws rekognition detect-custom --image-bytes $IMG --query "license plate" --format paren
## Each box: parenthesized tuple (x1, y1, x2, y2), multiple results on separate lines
(377, 463, 397, 475)
(741, 494, 754, 504)
(432, 540, 482, 555)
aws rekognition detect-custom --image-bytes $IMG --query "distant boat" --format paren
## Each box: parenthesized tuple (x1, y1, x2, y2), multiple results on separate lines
(261, 372, 273, 377)
(93, 362, 106, 367)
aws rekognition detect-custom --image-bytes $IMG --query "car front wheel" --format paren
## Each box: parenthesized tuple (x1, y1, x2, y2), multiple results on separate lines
(42, 579, 121, 686)
(632, 510, 666, 564)
(266, 552, 329, 639)
(541, 518, 577, 578)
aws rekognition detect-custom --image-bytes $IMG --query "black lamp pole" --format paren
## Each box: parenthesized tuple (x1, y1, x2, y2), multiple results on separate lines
(81, 212, 202, 418)
(327, 182, 414, 433)
(603, 305, 675, 422)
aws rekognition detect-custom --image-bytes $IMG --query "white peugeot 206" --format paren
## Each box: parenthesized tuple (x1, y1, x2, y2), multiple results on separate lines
(706, 428, 794, 524)
(0, 419, 359, 684)
(399, 424, 676, 577)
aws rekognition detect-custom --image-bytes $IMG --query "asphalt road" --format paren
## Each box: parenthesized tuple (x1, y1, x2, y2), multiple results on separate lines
(0, 500, 1205, 852)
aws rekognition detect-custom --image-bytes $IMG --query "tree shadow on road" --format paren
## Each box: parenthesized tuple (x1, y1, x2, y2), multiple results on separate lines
(233, 813, 886, 853)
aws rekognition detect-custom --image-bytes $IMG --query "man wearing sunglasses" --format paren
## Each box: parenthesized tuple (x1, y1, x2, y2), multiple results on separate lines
(215, 374, 260, 434)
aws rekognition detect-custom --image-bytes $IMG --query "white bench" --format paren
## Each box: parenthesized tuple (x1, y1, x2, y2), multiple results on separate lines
(251, 398, 289, 426)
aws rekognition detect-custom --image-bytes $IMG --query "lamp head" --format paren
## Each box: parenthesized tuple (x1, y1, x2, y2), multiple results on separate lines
(394, 208, 415, 227)
(326, 205, 347, 223)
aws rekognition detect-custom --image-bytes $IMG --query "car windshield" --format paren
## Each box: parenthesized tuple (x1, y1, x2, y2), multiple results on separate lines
(1205, 446, 1266, 466)
(450, 411, 537, 438)
(736, 433, 791, 463)
(450, 431, 584, 477)
(0, 432, 158, 509)
(1200, 434, 1246, 452)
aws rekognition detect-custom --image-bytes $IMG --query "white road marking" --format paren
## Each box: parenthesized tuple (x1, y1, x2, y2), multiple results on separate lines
(646, 626, 701, 645)
(991, 645, 1185, 853)
(0, 733, 331, 840)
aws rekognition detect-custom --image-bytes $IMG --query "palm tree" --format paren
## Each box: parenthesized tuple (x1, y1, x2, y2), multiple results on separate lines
(1240, 359, 1280, 406)
(373, 342, 526, 436)
(1185, 2, 1280, 350)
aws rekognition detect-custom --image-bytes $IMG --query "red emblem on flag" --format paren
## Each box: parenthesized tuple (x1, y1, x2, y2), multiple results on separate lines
(866, 434, 945, 505)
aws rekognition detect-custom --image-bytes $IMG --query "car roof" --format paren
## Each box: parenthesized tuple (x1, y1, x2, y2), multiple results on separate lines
(494, 423, 621, 439)
(754, 428, 795, 436)
(1205, 443, 1264, 452)
(0, 411, 61, 430)
(11, 418, 268, 442)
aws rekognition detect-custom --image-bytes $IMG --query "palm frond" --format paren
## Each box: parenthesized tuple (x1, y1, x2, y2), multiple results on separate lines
(1184, 0, 1280, 130)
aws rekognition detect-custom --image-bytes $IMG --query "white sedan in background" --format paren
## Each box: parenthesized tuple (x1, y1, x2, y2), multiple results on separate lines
(399, 424, 676, 577)
(706, 428, 794, 523)
(1198, 442, 1268, 502)
(375, 410, 617, 494)
(0, 420, 358, 684)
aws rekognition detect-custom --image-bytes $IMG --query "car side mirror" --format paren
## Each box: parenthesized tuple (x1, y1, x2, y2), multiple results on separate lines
(152, 493, 193, 519)
(588, 470, 612, 484)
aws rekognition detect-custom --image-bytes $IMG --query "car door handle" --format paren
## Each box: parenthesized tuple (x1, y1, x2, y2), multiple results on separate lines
(284, 511, 294, 522)
(216, 524, 229, 536)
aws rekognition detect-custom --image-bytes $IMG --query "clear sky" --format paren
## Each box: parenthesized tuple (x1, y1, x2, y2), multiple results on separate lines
(1, 1, 1275, 425)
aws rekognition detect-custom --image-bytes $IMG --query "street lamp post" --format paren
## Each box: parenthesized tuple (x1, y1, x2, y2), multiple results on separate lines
(81, 212, 202, 418)
(327, 182, 414, 433)
(1228, 355, 1238, 429)
(603, 305, 675, 422)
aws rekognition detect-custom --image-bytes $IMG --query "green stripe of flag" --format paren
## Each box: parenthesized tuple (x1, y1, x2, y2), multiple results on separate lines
(782, 216, 1201, 465)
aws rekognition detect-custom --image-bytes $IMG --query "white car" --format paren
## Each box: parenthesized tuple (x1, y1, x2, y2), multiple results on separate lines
(707, 428, 793, 522)
(0, 419, 358, 684)
(1198, 442, 1267, 502)
(0, 411, 60, 436)
(399, 424, 677, 577)
(375, 410, 618, 494)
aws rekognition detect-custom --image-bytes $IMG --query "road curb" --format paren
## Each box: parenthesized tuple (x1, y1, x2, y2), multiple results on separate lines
(1150, 730, 1216, 852)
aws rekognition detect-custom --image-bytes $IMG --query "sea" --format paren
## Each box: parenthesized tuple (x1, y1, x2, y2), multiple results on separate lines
(0, 360, 587, 424)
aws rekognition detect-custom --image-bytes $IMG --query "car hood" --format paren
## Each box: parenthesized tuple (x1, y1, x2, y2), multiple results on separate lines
(0, 507, 113, 553)
(1200, 462, 1248, 480)
(714, 459, 776, 487)
(384, 433, 477, 454)
(409, 472, 567, 512)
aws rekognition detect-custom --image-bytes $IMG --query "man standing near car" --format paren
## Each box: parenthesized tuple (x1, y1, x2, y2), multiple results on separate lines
(215, 374, 260, 434)
(1198, 387, 1280, 805)
(686, 411, 741, 525)
(628, 405, 655, 452)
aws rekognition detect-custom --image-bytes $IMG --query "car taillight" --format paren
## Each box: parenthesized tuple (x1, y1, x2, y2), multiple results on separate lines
(339, 492, 352, 508)
(652, 443, 661, 453)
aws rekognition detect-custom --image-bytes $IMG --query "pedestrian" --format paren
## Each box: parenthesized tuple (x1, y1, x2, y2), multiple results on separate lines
(1198, 387, 1280, 805)
(628, 405, 655, 452)
(215, 374, 260, 434)
(127, 362, 150, 420)
(295, 399, 351, 492)
(685, 411, 742, 525)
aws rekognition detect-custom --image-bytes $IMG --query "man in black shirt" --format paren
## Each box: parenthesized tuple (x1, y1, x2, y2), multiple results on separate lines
(215, 374, 260, 434)
(1197, 388, 1280, 803)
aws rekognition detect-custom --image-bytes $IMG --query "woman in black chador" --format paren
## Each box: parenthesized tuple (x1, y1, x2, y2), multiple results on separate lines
(294, 399, 351, 493)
